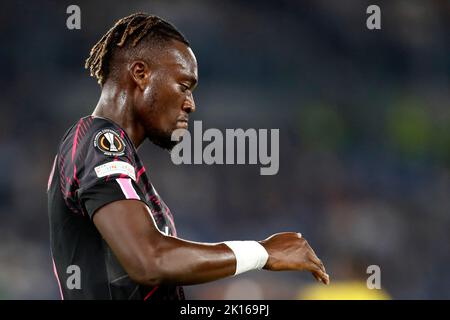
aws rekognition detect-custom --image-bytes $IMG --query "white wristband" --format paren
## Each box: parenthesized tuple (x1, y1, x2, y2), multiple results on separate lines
(224, 241, 269, 276)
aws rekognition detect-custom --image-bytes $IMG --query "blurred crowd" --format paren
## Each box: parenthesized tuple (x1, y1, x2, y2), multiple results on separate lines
(0, 0, 449, 299)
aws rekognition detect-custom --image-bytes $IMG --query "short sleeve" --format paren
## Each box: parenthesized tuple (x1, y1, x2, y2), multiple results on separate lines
(57, 117, 140, 214)
(80, 178, 145, 220)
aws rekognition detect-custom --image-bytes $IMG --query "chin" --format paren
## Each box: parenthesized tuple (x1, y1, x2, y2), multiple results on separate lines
(147, 127, 179, 151)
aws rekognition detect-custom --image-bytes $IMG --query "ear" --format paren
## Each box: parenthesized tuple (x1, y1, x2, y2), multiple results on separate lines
(129, 60, 150, 90)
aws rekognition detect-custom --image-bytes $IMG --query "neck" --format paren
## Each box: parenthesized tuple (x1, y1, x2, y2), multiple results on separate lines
(92, 82, 145, 148)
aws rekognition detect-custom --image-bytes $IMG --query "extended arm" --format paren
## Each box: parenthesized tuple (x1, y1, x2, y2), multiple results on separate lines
(93, 199, 329, 287)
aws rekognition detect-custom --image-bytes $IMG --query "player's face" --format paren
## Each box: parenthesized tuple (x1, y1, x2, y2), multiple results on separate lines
(137, 40, 198, 150)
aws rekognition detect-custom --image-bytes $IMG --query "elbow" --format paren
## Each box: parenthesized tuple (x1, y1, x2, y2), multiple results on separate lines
(127, 252, 166, 287)
(128, 270, 162, 287)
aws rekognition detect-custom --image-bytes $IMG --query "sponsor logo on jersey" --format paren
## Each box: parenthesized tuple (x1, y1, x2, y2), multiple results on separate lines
(94, 161, 136, 180)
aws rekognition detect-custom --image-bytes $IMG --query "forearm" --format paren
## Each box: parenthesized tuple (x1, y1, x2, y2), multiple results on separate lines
(92, 200, 272, 287)
(148, 236, 237, 286)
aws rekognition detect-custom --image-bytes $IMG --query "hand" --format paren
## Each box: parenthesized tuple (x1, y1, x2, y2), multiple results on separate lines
(259, 232, 330, 285)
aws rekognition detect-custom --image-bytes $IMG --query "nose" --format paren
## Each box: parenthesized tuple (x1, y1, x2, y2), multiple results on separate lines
(182, 92, 196, 114)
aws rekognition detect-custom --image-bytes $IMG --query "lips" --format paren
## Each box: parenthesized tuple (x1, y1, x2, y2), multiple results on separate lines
(177, 115, 189, 122)
(177, 114, 189, 128)
(176, 119, 188, 128)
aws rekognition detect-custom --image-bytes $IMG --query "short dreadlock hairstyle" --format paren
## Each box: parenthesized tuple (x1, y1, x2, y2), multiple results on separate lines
(85, 13, 189, 86)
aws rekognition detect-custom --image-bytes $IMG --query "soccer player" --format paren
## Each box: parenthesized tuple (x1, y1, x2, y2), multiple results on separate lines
(47, 13, 329, 300)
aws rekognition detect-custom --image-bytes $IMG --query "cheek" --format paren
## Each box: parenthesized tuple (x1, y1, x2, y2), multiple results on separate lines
(142, 86, 156, 107)
(140, 79, 186, 129)
(161, 86, 186, 115)
(141, 88, 173, 129)
(136, 87, 158, 127)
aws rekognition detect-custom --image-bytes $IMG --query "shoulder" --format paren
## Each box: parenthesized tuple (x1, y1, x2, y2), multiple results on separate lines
(58, 116, 132, 158)
(56, 116, 138, 205)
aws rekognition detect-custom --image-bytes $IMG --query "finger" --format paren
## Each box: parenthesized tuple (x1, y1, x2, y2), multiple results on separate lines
(312, 272, 322, 283)
(309, 264, 330, 285)
(304, 246, 326, 272)
(304, 243, 327, 274)
(324, 273, 330, 285)
(309, 253, 327, 274)
(314, 270, 330, 285)
(312, 271, 323, 284)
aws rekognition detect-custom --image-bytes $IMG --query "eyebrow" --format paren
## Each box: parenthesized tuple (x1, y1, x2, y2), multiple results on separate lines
(173, 62, 198, 85)
(182, 73, 198, 89)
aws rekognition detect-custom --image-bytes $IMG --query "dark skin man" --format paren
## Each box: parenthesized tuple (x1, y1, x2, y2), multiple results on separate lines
(90, 35, 329, 287)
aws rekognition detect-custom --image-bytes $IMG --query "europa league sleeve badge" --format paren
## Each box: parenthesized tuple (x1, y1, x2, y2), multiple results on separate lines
(93, 128, 126, 156)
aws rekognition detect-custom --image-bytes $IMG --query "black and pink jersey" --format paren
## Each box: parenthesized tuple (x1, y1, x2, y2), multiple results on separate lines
(47, 115, 184, 300)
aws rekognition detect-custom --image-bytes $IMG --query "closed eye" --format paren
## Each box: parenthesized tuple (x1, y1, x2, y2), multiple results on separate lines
(179, 83, 189, 92)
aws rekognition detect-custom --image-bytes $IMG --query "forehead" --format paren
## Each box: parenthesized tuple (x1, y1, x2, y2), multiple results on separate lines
(156, 40, 198, 78)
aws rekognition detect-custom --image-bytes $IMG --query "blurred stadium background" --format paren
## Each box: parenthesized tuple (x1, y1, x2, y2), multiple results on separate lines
(0, 0, 449, 299)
